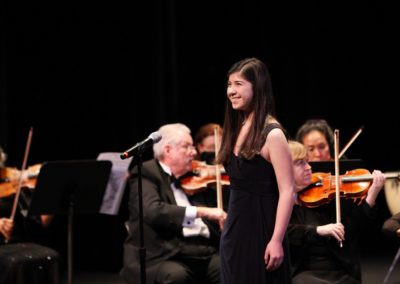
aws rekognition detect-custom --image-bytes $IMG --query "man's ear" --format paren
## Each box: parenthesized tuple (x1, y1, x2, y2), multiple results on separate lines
(164, 144, 172, 156)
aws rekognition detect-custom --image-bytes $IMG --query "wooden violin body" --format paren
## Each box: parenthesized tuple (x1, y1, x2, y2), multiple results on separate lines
(180, 160, 230, 195)
(0, 164, 41, 198)
(297, 169, 400, 208)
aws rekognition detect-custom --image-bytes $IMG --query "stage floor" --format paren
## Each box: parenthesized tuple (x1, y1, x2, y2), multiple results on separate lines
(61, 251, 400, 284)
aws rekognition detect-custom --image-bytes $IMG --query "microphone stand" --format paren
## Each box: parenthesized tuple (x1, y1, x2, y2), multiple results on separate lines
(131, 149, 146, 284)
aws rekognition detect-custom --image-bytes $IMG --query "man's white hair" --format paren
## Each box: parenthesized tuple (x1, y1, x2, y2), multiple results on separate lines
(153, 123, 191, 160)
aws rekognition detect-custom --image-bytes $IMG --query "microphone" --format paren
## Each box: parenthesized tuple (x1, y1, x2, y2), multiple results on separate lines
(120, 131, 162, 160)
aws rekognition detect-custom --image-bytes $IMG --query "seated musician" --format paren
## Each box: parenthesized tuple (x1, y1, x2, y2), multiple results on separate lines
(1, 146, 36, 243)
(0, 147, 13, 241)
(288, 140, 385, 284)
(120, 123, 227, 284)
(194, 123, 223, 164)
(296, 119, 335, 162)
(0, 146, 60, 284)
(187, 123, 229, 211)
(0, 146, 53, 244)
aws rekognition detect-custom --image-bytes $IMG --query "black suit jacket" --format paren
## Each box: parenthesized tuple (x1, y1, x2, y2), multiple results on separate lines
(120, 159, 219, 284)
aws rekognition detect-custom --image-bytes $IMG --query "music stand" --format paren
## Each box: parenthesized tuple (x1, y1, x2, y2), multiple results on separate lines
(28, 160, 112, 284)
(384, 247, 400, 284)
(309, 159, 365, 174)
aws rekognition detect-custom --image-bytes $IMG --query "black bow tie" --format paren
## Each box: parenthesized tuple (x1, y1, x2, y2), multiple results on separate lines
(170, 175, 181, 188)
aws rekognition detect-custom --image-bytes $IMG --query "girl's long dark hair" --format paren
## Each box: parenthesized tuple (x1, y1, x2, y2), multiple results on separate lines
(217, 58, 276, 164)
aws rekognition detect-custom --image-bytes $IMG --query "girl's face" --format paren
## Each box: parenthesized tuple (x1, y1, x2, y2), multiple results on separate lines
(227, 72, 253, 113)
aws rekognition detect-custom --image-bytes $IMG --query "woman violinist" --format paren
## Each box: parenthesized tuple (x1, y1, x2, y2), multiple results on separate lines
(185, 123, 230, 211)
(287, 140, 385, 284)
(0, 146, 51, 243)
(296, 119, 335, 162)
(0, 145, 60, 284)
(0, 147, 14, 241)
(194, 123, 223, 163)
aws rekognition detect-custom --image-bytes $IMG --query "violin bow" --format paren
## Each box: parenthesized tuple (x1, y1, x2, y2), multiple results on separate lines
(214, 126, 223, 210)
(338, 126, 363, 159)
(334, 129, 343, 247)
(10, 127, 33, 221)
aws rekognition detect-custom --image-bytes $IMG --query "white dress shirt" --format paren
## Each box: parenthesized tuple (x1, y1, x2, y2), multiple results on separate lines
(159, 162, 210, 238)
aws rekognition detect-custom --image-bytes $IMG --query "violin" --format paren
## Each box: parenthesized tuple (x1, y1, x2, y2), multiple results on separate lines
(297, 169, 400, 208)
(180, 160, 230, 195)
(0, 164, 41, 198)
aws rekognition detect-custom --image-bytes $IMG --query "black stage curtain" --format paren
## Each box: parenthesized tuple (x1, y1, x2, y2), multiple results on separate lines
(1, 0, 399, 272)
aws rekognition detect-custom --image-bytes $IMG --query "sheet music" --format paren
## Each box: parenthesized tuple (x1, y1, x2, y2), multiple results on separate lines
(97, 152, 131, 215)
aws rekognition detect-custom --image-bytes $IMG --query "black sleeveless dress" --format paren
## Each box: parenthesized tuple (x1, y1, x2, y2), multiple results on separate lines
(220, 124, 292, 283)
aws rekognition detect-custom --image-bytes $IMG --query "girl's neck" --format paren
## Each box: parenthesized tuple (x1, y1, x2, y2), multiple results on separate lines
(242, 112, 254, 125)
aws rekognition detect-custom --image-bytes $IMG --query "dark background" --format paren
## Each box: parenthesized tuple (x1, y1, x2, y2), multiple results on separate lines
(1, 1, 399, 273)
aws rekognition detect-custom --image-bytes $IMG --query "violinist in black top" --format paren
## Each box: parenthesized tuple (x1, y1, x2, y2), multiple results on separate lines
(0, 146, 38, 243)
(0, 146, 60, 284)
(186, 123, 230, 211)
(288, 140, 385, 284)
(0, 147, 13, 241)
(0, 146, 53, 243)
(194, 123, 223, 164)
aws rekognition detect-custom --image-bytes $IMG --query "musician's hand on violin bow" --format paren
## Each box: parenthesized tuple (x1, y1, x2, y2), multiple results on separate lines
(197, 207, 227, 230)
(0, 217, 14, 241)
(316, 223, 345, 242)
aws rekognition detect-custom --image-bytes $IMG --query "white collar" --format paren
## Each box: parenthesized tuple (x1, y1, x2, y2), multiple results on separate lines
(158, 161, 172, 177)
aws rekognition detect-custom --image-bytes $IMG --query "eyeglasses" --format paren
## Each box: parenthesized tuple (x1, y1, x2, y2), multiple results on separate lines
(178, 143, 196, 152)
